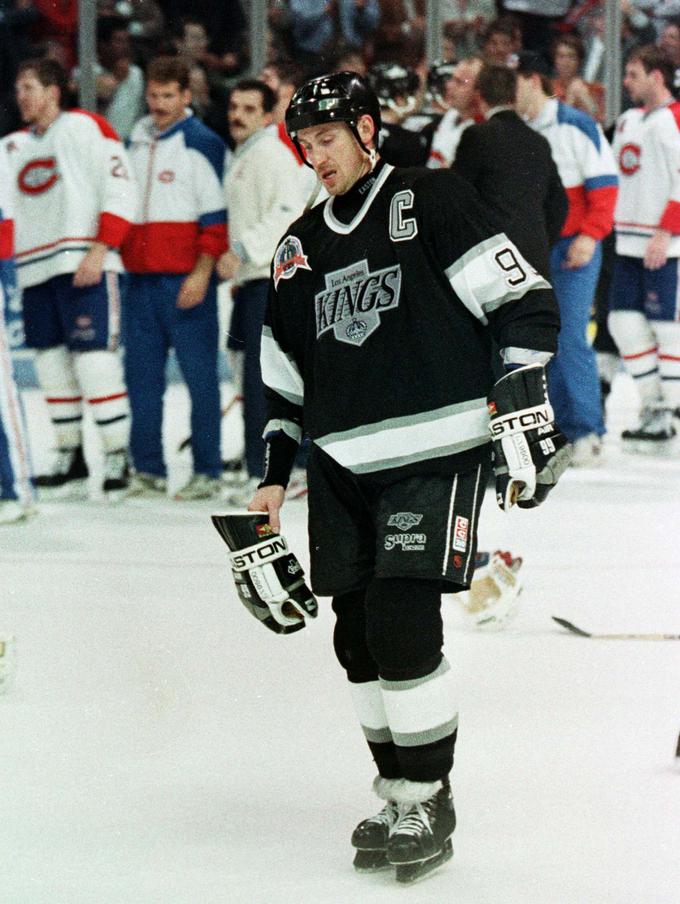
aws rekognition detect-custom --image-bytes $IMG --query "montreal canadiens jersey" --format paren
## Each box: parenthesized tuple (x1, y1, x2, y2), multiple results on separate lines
(262, 162, 559, 479)
(611, 100, 680, 258)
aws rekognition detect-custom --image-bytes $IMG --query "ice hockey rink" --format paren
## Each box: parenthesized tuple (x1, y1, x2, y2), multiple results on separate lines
(1, 370, 679, 904)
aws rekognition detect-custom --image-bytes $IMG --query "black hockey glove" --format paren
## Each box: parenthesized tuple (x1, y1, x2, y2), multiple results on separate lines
(488, 364, 572, 511)
(211, 512, 318, 635)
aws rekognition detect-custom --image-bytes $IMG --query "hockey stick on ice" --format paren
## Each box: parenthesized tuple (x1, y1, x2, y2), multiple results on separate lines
(552, 616, 680, 641)
(177, 393, 242, 453)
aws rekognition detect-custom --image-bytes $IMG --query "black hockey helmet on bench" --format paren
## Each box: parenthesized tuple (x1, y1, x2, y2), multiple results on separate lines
(367, 61, 420, 118)
(285, 70, 381, 167)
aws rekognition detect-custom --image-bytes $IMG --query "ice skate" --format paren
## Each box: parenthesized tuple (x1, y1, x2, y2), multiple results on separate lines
(102, 449, 129, 499)
(174, 473, 222, 501)
(386, 779, 456, 884)
(0, 499, 36, 525)
(570, 433, 603, 468)
(221, 456, 245, 487)
(351, 779, 399, 873)
(34, 446, 88, 499)
(126, 471, 167, 498)
(0, 635, 16, 693)
(622, 406, 676, 454)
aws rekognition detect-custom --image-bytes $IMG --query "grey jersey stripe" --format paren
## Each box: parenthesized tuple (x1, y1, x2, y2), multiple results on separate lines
(391, 716, 459, 748)
(380, 658, 450, 692)
(260, 326, 304, 406)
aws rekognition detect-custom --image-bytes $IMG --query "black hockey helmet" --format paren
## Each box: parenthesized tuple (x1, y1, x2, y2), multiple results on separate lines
(367, 62, 420, 118)
(426, 59, 457, 106)
(285, 71, 381, 165)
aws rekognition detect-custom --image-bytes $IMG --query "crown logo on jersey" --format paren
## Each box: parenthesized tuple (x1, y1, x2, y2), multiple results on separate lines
(387, 512, 423, 531)
(315, 259, 402, 346)
(274, 235, 312, 288)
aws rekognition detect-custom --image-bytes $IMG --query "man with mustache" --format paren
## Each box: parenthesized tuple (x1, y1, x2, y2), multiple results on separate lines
(218, 80, 310, 504)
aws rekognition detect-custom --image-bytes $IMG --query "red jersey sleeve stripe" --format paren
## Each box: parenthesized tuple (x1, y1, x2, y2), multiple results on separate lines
(97, 212, 132, 248)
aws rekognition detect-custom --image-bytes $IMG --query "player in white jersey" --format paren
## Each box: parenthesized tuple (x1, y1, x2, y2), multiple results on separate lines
(427, 56, 483, 169)
(609, 45, 680, 447)
(0, 139, 35, 524)
(6, 58, 136, 498)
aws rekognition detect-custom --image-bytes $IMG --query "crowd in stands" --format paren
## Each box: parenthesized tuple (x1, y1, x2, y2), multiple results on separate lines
(2, 0, 680, 524)
(2, 1, 680, 140)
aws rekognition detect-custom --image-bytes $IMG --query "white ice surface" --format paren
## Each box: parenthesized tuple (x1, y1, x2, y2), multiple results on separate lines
(1, 373, 679, 904)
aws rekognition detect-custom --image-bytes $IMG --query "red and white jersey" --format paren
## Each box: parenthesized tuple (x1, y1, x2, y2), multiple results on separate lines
(0, 139, 14, 267)
(611, 100, 680, 258)
(526, 98, 618, 240)
(122, 111, 228, 274)
(427, 109, 473, 169)
(4, 110, 135, 289)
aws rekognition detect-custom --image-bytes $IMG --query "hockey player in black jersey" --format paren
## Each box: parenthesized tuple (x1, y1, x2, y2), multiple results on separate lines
(238, 71, 570, 884)
(366, 62, 429, 167)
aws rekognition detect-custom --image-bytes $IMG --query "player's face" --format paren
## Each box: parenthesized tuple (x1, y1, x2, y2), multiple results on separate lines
(146, 80, 191, 131)
(297, 120, 372, 196)
(15, 71, 53, 125)
(449, 60, 481, 115)
(514, 73, 535, 116)
(623, 60, 656, 105)
(228, 89, 271, 146)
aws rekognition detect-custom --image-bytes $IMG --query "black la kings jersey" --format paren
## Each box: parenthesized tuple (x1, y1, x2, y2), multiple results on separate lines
(262, 161, 560, 481)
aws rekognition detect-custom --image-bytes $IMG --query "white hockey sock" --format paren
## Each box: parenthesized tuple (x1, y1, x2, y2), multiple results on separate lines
(379, 658, 458, 749)
(349, 679, 393, 744)
(654, 321, 680, 410)
(34, 346, 83, 449)
(73, 350, 130, 453)
(608, 311, 661, 406)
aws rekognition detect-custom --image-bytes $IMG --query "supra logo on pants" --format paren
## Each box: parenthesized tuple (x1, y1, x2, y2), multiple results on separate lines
(384, 532, 427, 551)
(387, 512, 423, 531)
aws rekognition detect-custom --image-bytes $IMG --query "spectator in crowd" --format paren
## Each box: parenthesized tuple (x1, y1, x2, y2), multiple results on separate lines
(658, 16, 680, 90)
(217, 79, 310, 504)
(122, 56, 227, 500)
(30, 0, 78, 69)
(6, 58, 135, 498)
(98, 0, 165, 64)
(551, 34, 605, 122)
(633, 0, 680, 36)
(0, 138, 35, 524)
(576, 1, 656, 92)
(608, 45, 680, 447)
(515, 50, 618, 467)
(287, 0, 380, 74)
(427, 55, 483, 168)
(333, 48, 369, 76)
(0, 1, 40, 135)
(161, 1, 247, 75)
(371, 0, 426, 68)
(440, 0, 496, 60)
(481, 16, 522, 66)
(498, 0, 572, 56)
(93, 14, 145, 140)
(454, 63, 567, 280)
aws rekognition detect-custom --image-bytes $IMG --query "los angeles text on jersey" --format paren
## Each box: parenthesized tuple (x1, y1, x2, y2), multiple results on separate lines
(315, 259, 402, 346)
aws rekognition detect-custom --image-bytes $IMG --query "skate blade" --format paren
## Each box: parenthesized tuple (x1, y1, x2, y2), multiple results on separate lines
(352, 849, 392, 873)
(395, 839, 453, 885)
(36, 480, 89, 501)
(621, 438, 676, 457)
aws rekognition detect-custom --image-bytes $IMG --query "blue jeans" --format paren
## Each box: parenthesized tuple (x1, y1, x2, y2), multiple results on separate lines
(123, 273, 221, 478)
(548, 237, 604, 442)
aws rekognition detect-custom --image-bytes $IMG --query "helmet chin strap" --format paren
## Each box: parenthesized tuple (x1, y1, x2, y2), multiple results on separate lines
(368, 147, 378, 169)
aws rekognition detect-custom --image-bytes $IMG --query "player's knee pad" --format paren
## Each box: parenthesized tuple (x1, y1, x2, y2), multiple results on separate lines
(34, 346, 79, 394)
(608, 310, 655, 357)
(73, 349, 126, 399)
(332, 589, 377, 682)
(364, 577, 443, 679)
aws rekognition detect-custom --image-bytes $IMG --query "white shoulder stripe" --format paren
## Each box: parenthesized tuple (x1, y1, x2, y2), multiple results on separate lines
(260, 326, 304, 406)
